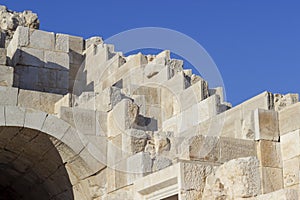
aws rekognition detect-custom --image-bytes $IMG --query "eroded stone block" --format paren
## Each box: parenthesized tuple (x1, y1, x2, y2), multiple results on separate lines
(55, 33, 69, 52)
(254, 109, 279, 141)
(0, 65, 13, 86)
(279, 103, 300, 135)
(29, 29, 54, 50)
(280, 130, 300, 161)
(44, 51, 69, 69)
(257, 140, 282, 168)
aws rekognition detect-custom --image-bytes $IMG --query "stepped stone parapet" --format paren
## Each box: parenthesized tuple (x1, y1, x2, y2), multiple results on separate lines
(0, 5, 299, 200)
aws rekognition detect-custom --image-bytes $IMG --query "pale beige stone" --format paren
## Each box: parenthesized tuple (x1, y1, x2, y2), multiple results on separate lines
(256, 189, 298, 200)
(55, 33, 69, 52)
(254, 109, 279, 141)
(283, 157, 300, 188)
(257, 140, 282, 168)
(280, 130, 300, 161)
(279, 103, 300, 135)
(29, 29, 54, 50)
(5, 106, 26, 127)
(44, 50, 69, 69)
(260, 167, 283, 194)
(203, 157, 261, 199)
(0, 65, 13, 86)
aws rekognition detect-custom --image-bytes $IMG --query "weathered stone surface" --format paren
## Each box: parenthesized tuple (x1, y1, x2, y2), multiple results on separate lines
(0, 65, 13, 86)
(0, 6, 299, 199)
(55, 33, 69, 52)
(219, 137, 256, 163)
(280, 130, 300, 161)
(5, 106, 26, 127)
(107, 99, 139, 138)
(0, 6, 39, 44)
(260, 167, 283, 194)
(0, 86, 18, 106)
(255, 189, 298, 200)
(257, 140, 282, 168)
(29, 29, 54, 50)
(274, 93, 299, 111)
(203, 157, 261, 199)
(283, 157, 300, 188)
(44, 50, 69, 69)
(279, 103, 300, 135)
(18, 89, 63, 114)
(122, 129, 148, 154)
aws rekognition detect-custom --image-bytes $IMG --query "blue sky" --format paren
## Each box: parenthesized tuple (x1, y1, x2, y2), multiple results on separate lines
(3, 1, 300, 105)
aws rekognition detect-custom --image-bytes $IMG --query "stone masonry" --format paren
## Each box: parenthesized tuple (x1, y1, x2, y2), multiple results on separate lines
(0, 5, 299, 200)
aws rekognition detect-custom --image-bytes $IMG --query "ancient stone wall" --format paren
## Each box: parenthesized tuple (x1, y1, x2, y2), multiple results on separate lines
(0, 5, 299, 200)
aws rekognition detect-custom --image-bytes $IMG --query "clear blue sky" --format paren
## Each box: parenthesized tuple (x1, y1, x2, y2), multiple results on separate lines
(3, 1, 300, 105)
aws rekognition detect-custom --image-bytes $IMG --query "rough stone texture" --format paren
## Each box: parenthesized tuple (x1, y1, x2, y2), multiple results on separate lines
(254, 109, 279, 141)
(202, 157, 261, 199)
(0, 5, 299, 200)
(0, 5, 39, 46)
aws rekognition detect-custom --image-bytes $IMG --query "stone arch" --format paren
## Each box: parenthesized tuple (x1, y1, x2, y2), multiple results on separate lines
(0, 105, 105, 199)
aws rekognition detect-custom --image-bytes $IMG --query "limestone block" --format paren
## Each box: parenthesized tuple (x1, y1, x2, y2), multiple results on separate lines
(145, 65, 174, 84)
(257, 140, 282, 168)
(260, 167, 283, 194)
(283, 157, 300, 188)
(202, 157, 261, 199)
(6, 27, 29, 66)
(44, 51, 69, 69)
(55, 33, 69, 52)
(126, 152, 152, 175)
(132, 86, 160, 106)
(255, 189, 298, 200)
(185, 135, 220, 162)
(96, 86, 124, 112)
(152, 156, 172, 172)
(19, 47, 44, 67)
(0, 48, 6, 64)
(242, 91, 273, 118)
(219, 137, 256, 163)
(29, 29, 55, 50)
(72, 108, 97, 136)
(107, 99, 139, 138)
(11, 26, 29, 47)
(107, 135, 123, 167)
(41, 114, 70, 139)
(274, 93, 299, 111)
(5, 106, 25, 127)
(280, 130, 300, 161)
(85, 36, 103, 49)
(254, 109, 279, 141)
(144, 62, 165, 79)
(54, 94, 72, 114)
(163, 71, 190, 93)
(24, 108, 47, 130)
(0, 86, 18, 106)
(78, 147, 106, 177)
(0, 65, 13, 86)
(279, 103, 300, 135)
(69, 35, 84, 54)
(122, 129, 148, 154)
(18, 89, 63, 114)
(177, 79, 208, 112)
(180, 162, 214, 200)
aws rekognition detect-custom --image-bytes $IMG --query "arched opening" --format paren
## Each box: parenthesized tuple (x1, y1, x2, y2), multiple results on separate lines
(0, 126, 74, 200)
